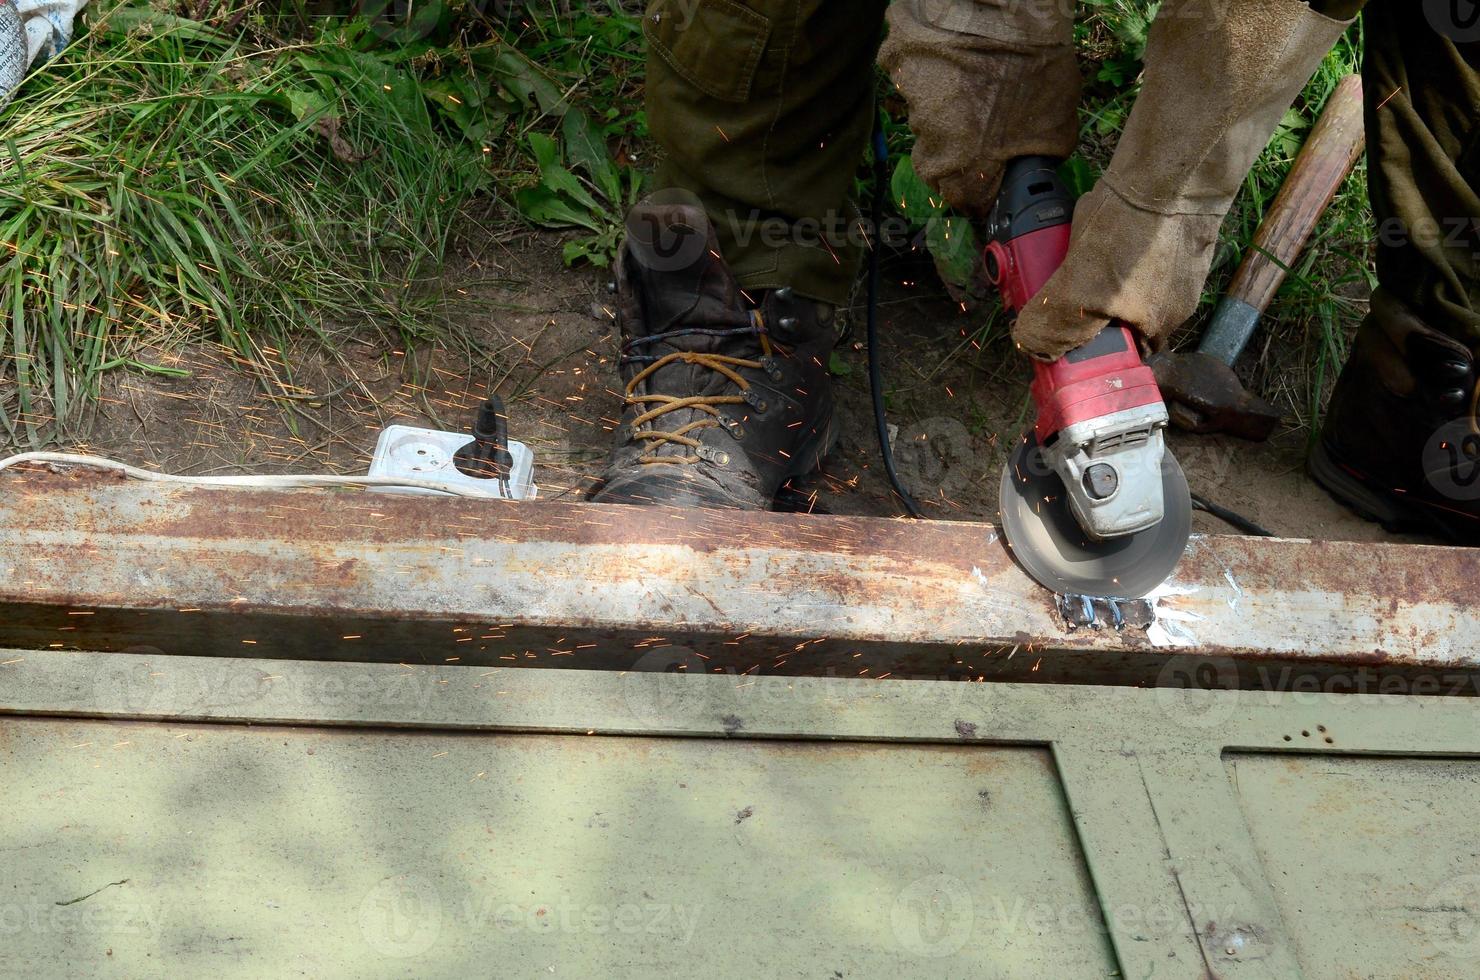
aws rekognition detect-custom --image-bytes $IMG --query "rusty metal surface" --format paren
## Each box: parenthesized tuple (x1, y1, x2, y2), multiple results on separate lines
(0, 472, 1476, 688)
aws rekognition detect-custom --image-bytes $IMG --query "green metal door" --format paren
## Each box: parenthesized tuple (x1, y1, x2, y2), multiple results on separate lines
(4, 649, 1480, 978)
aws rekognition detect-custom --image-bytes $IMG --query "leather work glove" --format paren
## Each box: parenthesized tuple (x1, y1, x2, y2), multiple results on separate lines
(1011, 0, 1353, 360)
(1, 0, 88, 111)
(880, 0, 1080, 217)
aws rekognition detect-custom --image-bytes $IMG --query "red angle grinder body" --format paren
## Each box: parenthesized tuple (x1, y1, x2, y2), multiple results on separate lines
(987, 157, 1191, 599)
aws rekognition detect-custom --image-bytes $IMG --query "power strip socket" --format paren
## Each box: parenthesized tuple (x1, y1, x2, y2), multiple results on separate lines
(368, 425, 538, 500)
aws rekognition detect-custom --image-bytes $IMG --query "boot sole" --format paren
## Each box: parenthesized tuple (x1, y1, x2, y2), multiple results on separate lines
(792, 411, 840, 479)
(1308, 441, 1471, 541)
(772, 410, 840, 503)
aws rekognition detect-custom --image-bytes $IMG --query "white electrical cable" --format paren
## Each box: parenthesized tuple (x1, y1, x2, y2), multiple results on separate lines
(0, 452, 505, 498)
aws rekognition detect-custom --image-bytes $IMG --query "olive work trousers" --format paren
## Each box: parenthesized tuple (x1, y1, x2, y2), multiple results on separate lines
(641, 0, 1479, 356)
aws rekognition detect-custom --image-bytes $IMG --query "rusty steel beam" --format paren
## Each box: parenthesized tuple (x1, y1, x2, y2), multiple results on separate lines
(0, 471, 1475, 690)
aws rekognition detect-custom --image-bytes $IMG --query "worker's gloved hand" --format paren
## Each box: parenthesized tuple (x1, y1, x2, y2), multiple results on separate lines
(1011, 0, 1354, 361)
(880, 0, 1079, 216)
(1, 0, 88, 111)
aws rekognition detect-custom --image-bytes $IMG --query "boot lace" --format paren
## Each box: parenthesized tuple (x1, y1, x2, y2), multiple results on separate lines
(619, 312, 773, 465)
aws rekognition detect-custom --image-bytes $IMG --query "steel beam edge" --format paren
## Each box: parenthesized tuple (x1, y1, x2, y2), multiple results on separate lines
(0, 474, 1475, 689)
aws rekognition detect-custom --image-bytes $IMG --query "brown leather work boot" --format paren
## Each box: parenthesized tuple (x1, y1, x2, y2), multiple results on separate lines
(1310, 290, 1480, 543)
(587, 197, 838, 509)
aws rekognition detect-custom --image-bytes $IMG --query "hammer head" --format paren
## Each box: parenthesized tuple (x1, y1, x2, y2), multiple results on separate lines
(1148, 351, 1282, 441)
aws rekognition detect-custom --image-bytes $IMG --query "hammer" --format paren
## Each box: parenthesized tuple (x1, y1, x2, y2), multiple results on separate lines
(1151, 73, 1366, 441)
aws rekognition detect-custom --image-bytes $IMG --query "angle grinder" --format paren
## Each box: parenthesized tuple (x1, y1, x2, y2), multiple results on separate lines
(986, 157, 1191, 599)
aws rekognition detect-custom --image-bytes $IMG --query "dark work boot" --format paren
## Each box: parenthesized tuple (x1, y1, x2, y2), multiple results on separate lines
(1310, 289, 1480, 543)
(587, 198, 838, 509)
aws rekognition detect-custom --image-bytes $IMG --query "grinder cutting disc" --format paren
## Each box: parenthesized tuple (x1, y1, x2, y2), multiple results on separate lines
(999, 433, 1192, 599)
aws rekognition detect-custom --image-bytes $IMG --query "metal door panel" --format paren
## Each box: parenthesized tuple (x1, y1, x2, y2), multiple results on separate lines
(0, 716, 1114, 978)
(8, 648, 1480, 977)
(1227, 753, 1480, 979)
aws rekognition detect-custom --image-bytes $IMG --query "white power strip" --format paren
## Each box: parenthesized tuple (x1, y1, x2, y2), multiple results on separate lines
(368, 425, 538, 500)
(1, 428, 537, 502)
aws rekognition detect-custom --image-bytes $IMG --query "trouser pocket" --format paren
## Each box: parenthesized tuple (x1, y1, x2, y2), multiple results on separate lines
(644, 0, 772, 103)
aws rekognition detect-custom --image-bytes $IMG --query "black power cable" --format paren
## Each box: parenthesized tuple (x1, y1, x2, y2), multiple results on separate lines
(868, 122, 925, 519)
(1191, 492, 1275, 537)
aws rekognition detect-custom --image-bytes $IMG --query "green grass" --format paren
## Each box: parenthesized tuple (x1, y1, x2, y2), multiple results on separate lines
(1072, 8, 1371, 428)
(1216, 25, 1372, 438)
(0, 7, 492, 444)
(0, 1, 643, 447)
(0, 0, 1372, 447)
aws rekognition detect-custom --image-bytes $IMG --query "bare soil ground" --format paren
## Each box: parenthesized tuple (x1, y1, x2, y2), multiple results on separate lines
(57, 233, 1425, 545)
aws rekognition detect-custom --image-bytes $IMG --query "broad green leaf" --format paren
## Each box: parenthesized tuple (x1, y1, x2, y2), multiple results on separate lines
(890, 154, 940, 227)
(1097, 59, 1128, 86)
(283, 87, 330, 124)
(1280, 107, 1312, 132)
(1272, 109, 1312, 157)
(1095, 105, 1126, 138)
(527, 133, 605, 216)
(515, 185, 603, 232)
(420, 77, 504, 145)
(561, 111, 621, 204)
(1059, 156, 1097, 199)
(926, 215, 981, 289)
(563, 236, 613, 268)
(528, 132, 561, 172)
(470, 45, 568, 115)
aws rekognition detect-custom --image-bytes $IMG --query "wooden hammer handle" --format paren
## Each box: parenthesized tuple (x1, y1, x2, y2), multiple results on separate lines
(1226, 73, 1366, 314)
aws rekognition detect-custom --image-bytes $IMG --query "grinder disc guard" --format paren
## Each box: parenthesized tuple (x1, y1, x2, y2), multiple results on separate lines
(999, 432, 1191, 599)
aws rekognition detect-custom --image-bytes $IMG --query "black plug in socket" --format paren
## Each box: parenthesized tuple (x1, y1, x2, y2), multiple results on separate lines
(454, 396, 513, 481)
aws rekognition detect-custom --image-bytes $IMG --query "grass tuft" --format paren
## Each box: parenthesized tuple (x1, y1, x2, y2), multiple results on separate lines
(1, 0, 1373, 447)
(0, 6, 496, 445)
